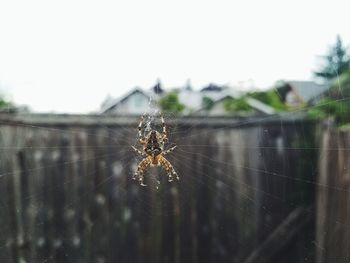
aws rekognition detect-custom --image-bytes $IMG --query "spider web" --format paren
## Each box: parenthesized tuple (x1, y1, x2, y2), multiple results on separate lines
(0, 83, 349, 263)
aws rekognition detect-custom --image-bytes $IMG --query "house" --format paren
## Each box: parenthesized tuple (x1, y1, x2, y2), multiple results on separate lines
(194, 95, 276, 116)
(101, 82, 242, 115)
(192, 84, 276, 116)
(276, 80, 330, 107)
(175, 83, 241, 114)
(100, 83, 163, 115)
(100, 88, 153, 115)
(100, 82, 274, 116)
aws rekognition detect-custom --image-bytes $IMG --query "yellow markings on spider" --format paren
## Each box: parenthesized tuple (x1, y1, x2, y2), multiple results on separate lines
(132, 114, 179, 186)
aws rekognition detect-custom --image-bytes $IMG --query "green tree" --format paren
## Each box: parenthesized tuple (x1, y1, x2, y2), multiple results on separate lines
(0, 92, 12, 110)
(223, 97, 252, 113)
(202, 96, 214, 110)
(328, 68, 350, 99)
(158, 92, 185, 114)
(0, 98, 10, 108)
(307, 69, 350, 126)
(314, 35, 350, 80)
(307, 97, 350, 126)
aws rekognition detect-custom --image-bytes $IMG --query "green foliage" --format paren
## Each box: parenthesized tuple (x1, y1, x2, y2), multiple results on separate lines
(248, 90, 286, 111)
(223, 90, 286, 114)
(314, 35, 350, 80)
(202, 96, 214, 110)
(223, 97, 252, 113)
(0, 99, 10, 108)
(308, 69, 350, 126)
(328, 68, 350, 99)
(309, 36, 350, 125)
(158, 92, 185, 114)
(307, 97, 350, 125)
(0, 94, 12, 110)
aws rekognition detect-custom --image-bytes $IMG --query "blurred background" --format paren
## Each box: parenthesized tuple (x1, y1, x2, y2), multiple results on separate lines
(0, 1, 350, 262)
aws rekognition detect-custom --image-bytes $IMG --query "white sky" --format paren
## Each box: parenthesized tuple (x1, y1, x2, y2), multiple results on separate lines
(0, 0, 349, 113)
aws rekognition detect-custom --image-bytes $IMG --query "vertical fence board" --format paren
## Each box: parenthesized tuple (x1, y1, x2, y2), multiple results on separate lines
(0, 126, 16, 263)
(316, 128, 350, 263)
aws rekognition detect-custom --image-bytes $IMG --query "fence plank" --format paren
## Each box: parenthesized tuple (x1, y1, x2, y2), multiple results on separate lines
(316, 128, 350, 263)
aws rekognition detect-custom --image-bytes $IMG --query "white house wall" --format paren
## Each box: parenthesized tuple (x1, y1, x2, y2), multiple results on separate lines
(108, 93, 155, 115)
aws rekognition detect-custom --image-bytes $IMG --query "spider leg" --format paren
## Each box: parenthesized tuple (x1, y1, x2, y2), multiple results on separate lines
(160, 113, 168, 143)
(159, 155, 179, 182)
(133, 156, 152, 186)
(161, 114, 166, 135)
(138, 115, 146, 141)
(163, 145, 177, 155)
(131, 146, 146, 157)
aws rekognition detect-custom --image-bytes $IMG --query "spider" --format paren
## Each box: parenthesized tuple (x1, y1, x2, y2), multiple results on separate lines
(132, 114, 179, 186)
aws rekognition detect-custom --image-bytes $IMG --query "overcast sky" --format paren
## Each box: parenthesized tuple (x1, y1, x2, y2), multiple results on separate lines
(0, 0, 349, 113)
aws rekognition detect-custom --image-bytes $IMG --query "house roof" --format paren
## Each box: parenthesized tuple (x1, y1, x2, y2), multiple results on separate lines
(245, 97, 276, 114)
(100, 88, 153, 113)
(200, 83, 224, 92)
(285, 81, 330, 102)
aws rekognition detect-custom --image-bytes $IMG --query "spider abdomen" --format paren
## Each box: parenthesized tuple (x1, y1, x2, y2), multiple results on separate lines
(144, 130, 163, 156)
(145, 146, 162, 156)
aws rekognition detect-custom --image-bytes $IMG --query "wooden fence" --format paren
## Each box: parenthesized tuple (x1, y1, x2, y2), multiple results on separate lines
(0, 113, 318, 263)
(316, 128, 350, 263)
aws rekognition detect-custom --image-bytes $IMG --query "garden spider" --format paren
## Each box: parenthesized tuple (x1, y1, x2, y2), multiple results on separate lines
(132, 114, 179, 186)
